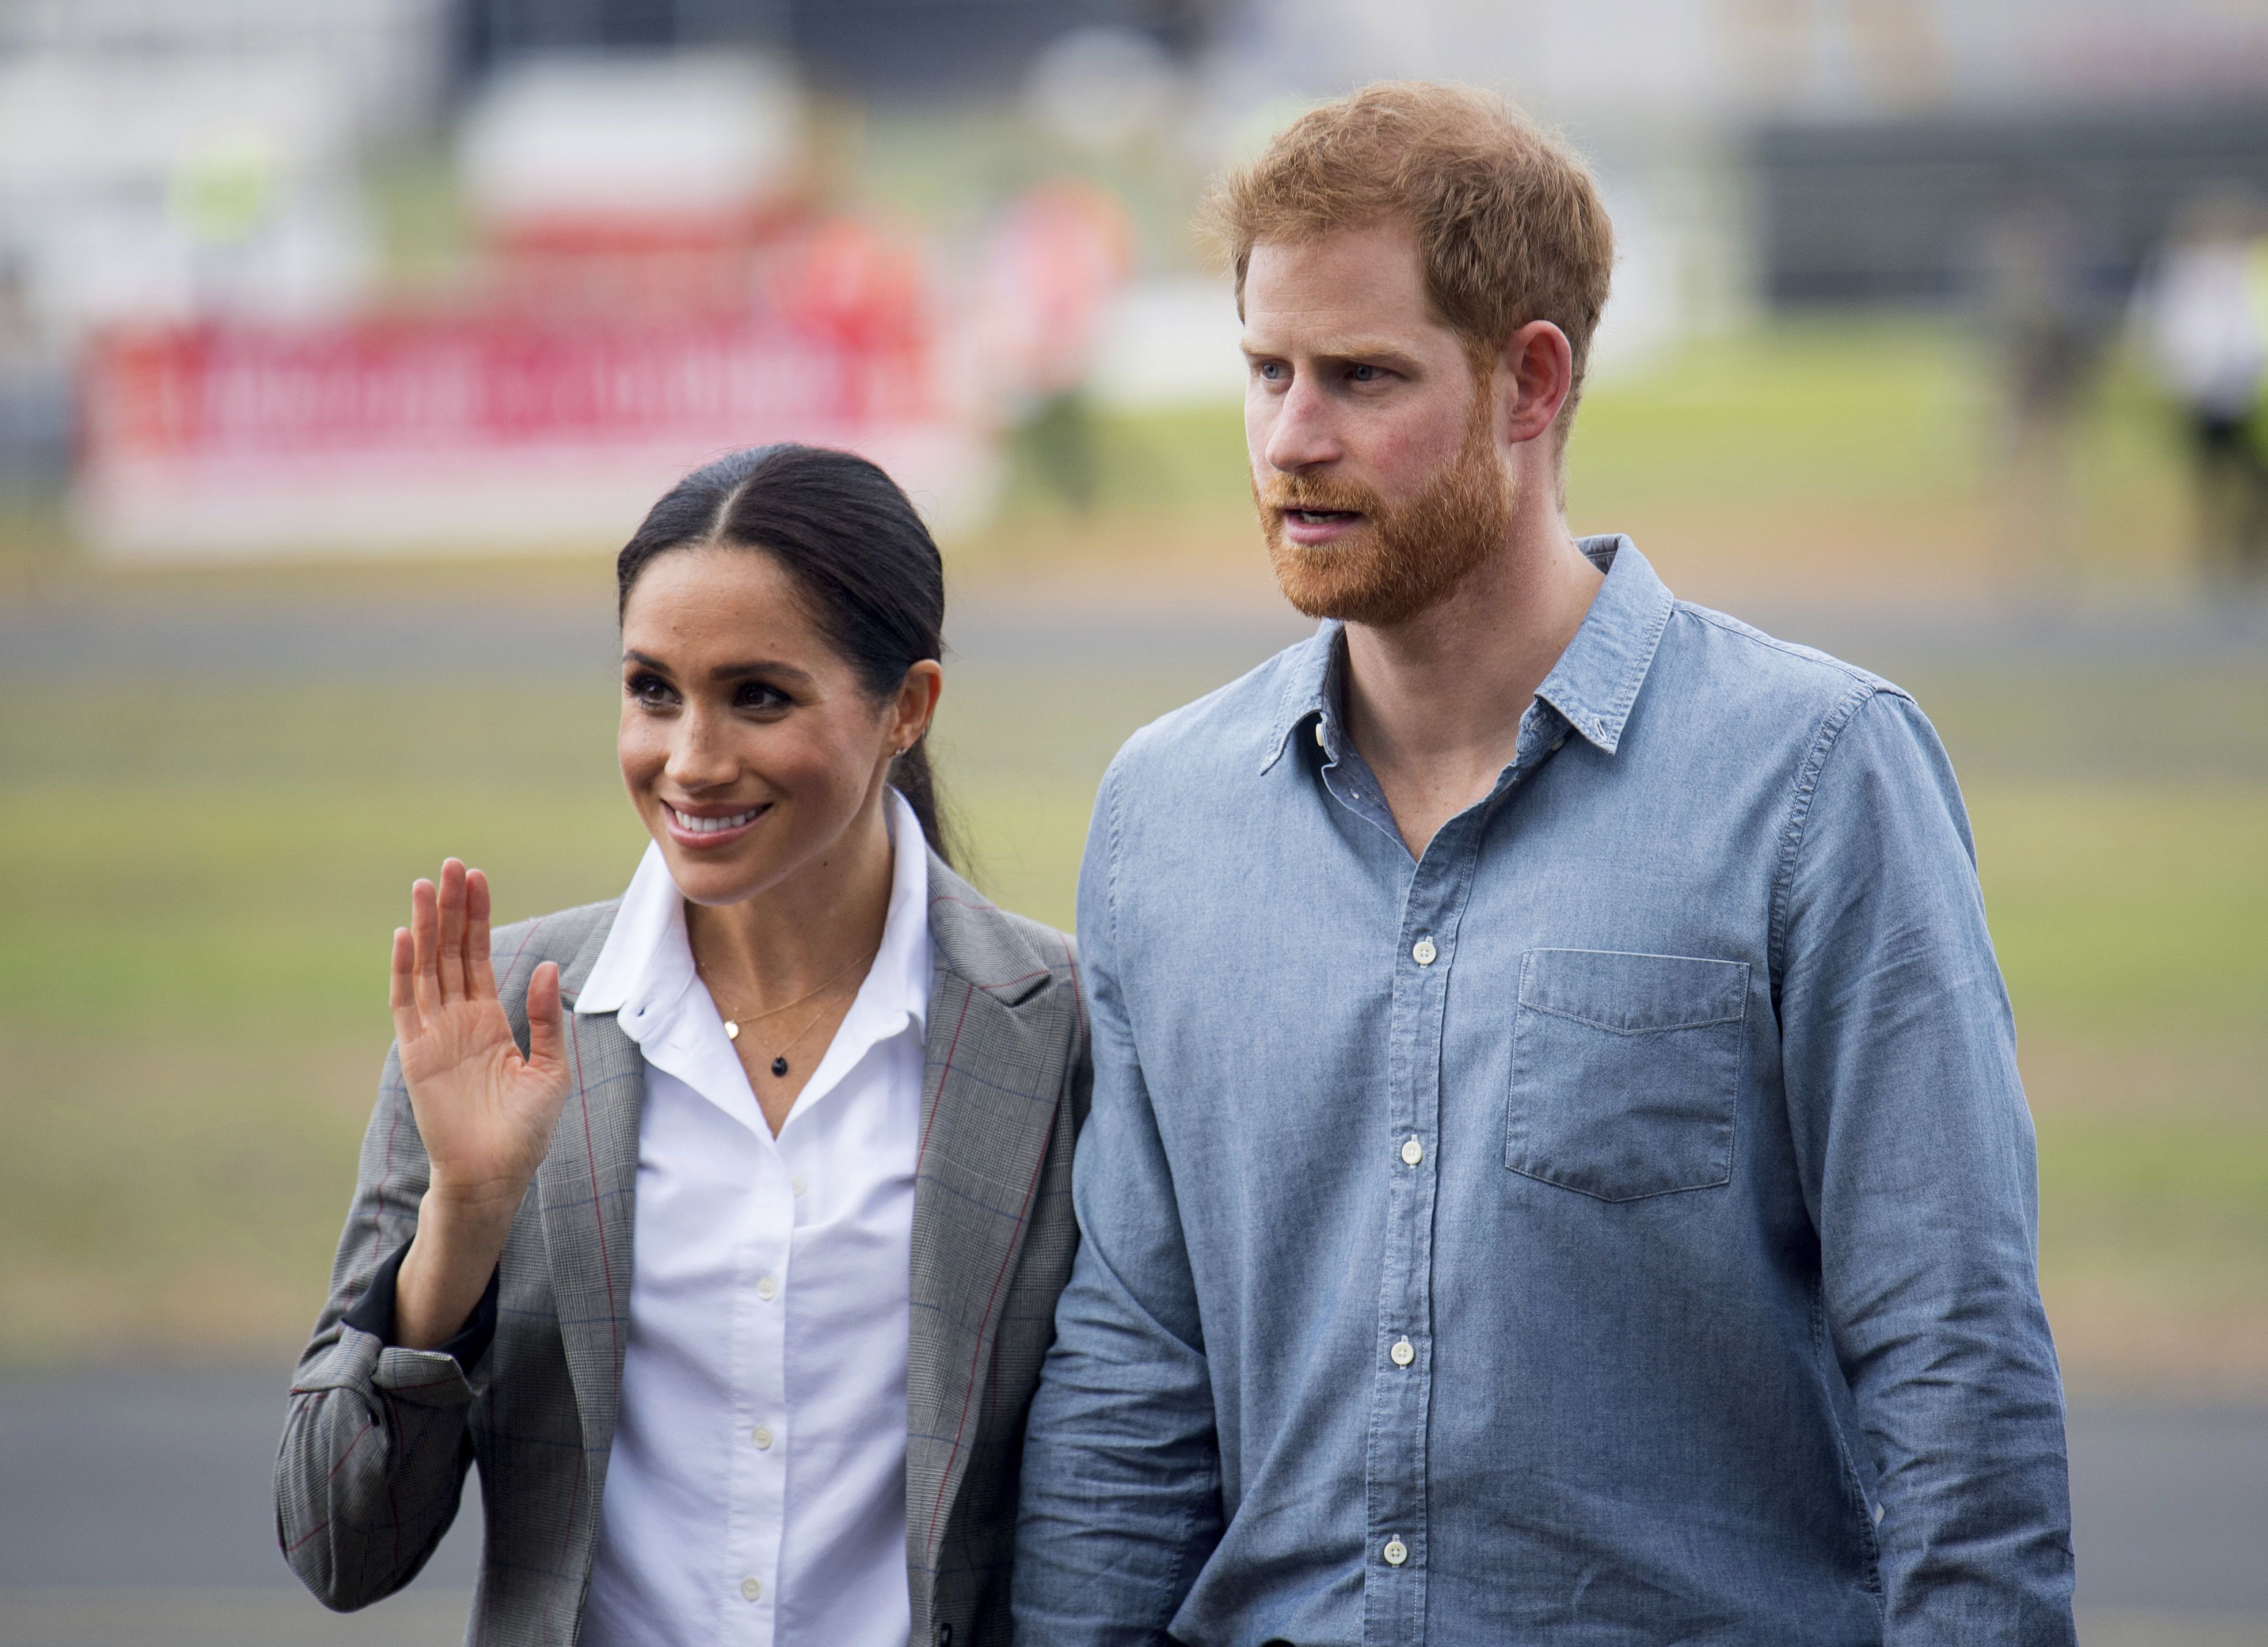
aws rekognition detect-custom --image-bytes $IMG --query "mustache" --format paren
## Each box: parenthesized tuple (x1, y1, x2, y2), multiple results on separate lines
(1254, 471, 1384, 516)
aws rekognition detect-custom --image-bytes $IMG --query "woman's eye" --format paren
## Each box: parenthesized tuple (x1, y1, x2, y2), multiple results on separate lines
(737, 682, 791, 712)
(627, 674, 675, 707)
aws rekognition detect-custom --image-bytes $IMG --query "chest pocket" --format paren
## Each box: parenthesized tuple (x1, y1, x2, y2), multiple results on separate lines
(1505, 949, 1749, 1202)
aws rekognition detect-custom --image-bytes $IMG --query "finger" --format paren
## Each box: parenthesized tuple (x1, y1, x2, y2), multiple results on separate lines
(465, 869, 498, 1003)
(409, 877, 441, 1017)
(436, 859, 468, 1003)
(389, 926, 422, 1045)
(524, 961, 567, 1083)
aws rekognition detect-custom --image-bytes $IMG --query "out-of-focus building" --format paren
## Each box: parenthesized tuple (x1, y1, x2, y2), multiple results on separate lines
(1201, 0, 2268, 353)
(450, 0, 1203, 97)
(0, 0, 448, 480)
(29, 0, 2268, 557)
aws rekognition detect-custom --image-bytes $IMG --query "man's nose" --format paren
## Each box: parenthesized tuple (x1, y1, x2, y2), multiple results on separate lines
(1262, 376, 1342, 474)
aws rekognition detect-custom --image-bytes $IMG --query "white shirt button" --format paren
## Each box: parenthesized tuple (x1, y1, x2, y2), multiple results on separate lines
(790, 1174, 808, 1196)
(756, 1274, 778, 1301)
(1314, 721, 1326, 747)
(752, 1424, 773, 1450)
(741, 1576, 763, 1601)
(1383, 1538, 1408, 1566)
(1400, 1136, 1424, 1167)
(1411, 937, 1437, 965)
(1390, 1337, 1415, 1367)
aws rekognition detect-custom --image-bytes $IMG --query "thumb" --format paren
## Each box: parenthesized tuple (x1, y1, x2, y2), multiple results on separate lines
(524, 961, 567, 1080)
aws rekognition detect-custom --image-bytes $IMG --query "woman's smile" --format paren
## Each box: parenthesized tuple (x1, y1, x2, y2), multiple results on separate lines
(661, 800, 770, 847)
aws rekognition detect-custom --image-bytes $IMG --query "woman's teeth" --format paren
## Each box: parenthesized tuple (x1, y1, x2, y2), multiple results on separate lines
(670, 805, 759, 833)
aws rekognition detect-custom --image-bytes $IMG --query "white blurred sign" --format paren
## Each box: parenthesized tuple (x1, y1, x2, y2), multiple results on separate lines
(459, 51, 806, 238)
(1089, 277, 1247, 409)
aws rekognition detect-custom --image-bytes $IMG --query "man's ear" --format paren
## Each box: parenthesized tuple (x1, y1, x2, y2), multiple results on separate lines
(1498, 320, 1574, 448)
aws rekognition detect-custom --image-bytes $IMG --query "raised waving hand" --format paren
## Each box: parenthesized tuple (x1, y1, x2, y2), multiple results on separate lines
(386, 859, 569, 1346)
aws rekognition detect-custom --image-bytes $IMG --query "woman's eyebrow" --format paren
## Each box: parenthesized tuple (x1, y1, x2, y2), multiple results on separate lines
(622, 648, 816, 687)
(710, 659, 816, 686)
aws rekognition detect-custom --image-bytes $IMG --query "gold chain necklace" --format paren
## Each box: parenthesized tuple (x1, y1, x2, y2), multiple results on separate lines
(698, 942, 880, 1079)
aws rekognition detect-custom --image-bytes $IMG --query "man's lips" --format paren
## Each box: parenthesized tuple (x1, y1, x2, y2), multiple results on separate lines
(1278, 507, 1365, 546)
(663, 801, 770, 848)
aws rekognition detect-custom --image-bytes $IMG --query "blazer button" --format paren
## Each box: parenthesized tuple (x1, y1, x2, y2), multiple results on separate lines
(937, 1625, 953, 1646)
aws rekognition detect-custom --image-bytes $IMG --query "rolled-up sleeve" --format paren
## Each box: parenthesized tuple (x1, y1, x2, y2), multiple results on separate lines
(1014, 759, 1225, 1646)
(274, 1044, 482, 1611)
(1776, 686, 2077, 1644)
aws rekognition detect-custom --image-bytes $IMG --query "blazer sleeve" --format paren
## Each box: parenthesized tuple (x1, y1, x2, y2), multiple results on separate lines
(273, 1039, 483, 1611)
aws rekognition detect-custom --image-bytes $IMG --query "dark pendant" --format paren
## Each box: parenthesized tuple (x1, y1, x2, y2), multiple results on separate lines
(771, 1057, 789, 1078)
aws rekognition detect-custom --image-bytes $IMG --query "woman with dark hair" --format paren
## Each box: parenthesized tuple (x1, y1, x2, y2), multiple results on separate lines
(277, 445, 1088, 1647)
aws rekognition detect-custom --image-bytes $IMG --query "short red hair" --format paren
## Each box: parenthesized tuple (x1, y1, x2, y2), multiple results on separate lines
(1202, 81, 1615, 433)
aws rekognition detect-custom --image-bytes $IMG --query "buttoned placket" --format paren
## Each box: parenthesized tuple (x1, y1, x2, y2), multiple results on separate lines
(724, 1123, 794, 1644)
(1311, 694, 1577, 1647)
(633, 982, 798, 1645)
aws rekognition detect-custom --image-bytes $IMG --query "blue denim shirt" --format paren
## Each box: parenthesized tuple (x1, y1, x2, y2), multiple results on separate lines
(1014, 538, 2075, 1646)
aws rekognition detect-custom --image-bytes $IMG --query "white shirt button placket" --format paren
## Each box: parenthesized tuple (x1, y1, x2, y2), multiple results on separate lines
(729, 1148, 794, 1642)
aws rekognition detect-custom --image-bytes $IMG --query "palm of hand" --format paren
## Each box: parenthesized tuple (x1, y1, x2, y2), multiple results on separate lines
(391, 861, 570, 1212)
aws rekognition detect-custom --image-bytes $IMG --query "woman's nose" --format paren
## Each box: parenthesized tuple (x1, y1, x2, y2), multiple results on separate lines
(665, 708, 739, 789)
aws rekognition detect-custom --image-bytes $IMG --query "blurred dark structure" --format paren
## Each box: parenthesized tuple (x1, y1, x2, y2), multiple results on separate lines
(451, 0, 1223, 94)
(1756, 105, 2268, 306)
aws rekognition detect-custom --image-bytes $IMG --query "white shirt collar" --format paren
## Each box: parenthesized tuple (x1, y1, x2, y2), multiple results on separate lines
(576, 789, 933, 1049)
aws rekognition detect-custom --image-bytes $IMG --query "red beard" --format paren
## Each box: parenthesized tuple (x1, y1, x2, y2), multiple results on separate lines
(1254, 386, 1512, 628)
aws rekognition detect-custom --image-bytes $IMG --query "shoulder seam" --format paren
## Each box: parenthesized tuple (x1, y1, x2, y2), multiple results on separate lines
(1101, 756, 1127, 964)
(1768, 680, 1886, 986)
(1674, 603, 1912, 698)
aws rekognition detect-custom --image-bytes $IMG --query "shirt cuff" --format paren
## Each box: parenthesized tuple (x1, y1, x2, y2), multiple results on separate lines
(341, 1237, 500, 1371)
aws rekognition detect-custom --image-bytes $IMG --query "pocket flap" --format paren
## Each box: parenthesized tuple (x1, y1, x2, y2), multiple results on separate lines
(1516, 949, 1750, 1034)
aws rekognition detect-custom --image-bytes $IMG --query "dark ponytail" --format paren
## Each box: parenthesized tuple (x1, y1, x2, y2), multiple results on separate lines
(617, 444, 958, 868)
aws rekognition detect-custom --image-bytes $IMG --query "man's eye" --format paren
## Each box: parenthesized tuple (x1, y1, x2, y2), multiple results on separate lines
(1349, 363, 1383, 382)
(1254, 360, 1285, 381)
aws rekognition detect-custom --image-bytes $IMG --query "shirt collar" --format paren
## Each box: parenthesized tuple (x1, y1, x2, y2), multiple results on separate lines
(1533, 534, 1675, 754)
(1259, 533, 1674, 772)
(574, 788, 933, 1045)
(573, 836, 692, 1025)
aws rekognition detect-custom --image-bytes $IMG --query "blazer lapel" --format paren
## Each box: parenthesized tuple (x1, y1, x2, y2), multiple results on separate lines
(905, 859, 1075, 1575)
(539, 912, 645, 1506)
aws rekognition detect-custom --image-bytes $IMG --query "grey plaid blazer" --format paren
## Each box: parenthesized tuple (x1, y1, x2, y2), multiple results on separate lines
(276, 854, 1089, 1647)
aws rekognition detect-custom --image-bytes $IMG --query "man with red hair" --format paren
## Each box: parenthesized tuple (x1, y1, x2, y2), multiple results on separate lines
(1013, 82, 2076, 1646)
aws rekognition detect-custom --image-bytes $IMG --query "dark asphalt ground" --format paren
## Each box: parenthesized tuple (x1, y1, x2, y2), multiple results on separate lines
(0, 1372, 2262, 1641)
(4, 583, 2267, 680)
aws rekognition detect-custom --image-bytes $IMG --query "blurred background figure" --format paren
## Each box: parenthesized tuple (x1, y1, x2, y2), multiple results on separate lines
(2135, 190, 2268, 588)
(979, 179, 1137, 511)
(1977, 186, 2114, 597)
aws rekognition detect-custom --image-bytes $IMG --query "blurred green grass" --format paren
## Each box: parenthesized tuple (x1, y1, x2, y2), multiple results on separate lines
(0, 318, 2261, 1387)
(1, 668, 2261, 1378)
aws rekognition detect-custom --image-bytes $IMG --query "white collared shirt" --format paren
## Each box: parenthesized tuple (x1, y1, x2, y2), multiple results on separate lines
(573, 792, 931, 1647)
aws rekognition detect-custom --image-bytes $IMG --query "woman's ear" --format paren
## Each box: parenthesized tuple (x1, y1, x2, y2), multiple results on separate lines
(893, 660, 944, 753)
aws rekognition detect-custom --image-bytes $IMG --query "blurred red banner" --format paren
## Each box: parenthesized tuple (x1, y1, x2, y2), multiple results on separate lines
(75, 306, 984, 560)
